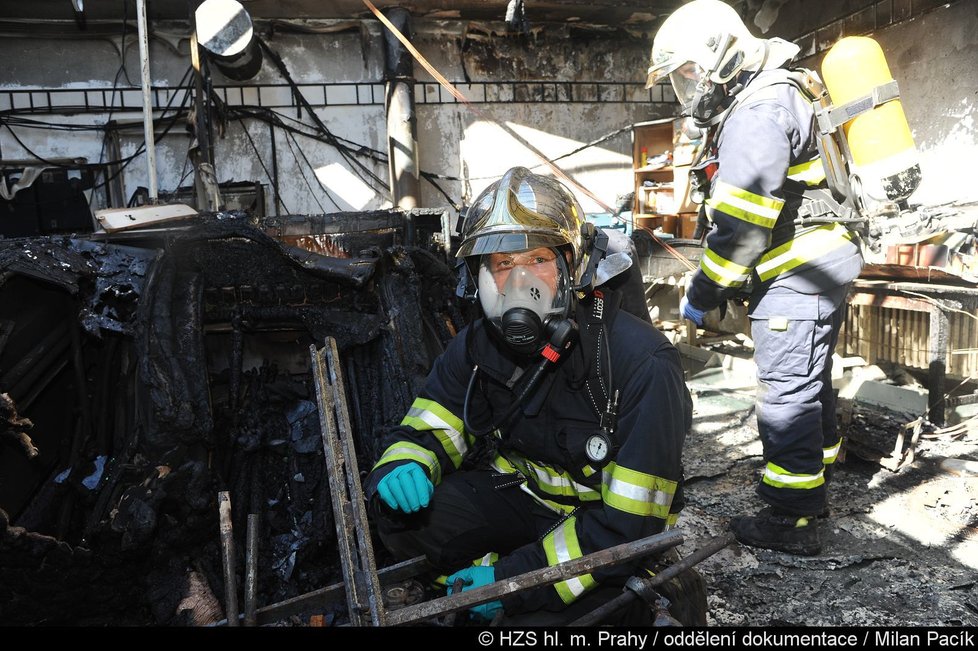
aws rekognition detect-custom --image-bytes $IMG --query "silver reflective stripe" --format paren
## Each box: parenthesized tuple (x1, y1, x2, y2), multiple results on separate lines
(602, 464, 674, 518)
(526, 461, 595, 496)
(377, 443, 442, 484)
(548, 518, 594, 603)
(604, 472, 671, 508)
(823, 440, 842, 463)
(788, 158, 826, 186)
(755, 223, 854, 281)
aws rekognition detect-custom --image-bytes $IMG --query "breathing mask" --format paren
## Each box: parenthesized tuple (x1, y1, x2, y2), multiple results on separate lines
(476, 247, 572, 356)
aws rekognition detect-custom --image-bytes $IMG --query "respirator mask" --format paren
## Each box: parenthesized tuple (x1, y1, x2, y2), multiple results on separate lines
(670, 63, 732, 128)
(477, 248, 572, 356)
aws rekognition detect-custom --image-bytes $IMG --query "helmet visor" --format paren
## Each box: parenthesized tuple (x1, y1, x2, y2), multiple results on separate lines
(645, 57, 681, 89)
(669, 62, 708, 108)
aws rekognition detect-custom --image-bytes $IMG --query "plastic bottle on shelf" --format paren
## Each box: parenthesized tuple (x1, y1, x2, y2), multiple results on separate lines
(640, 146, 648, 168)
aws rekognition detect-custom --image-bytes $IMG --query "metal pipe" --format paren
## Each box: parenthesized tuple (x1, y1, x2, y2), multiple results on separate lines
(382, 7, 421, 221)
(218, 491, 239, 626)
(386, 529, 685, 626)
(69, 322, 92, 445)
(243, 513, 259, 626)
(135, 0, 158, 201)
(189, 6, 221, 212)
(269, 121, 281, 216)
(569, 532, 736, 627)
(228, 309, 243, 419)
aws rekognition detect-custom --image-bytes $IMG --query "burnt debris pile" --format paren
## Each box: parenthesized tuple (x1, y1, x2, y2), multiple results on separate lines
(0, 210, 463, 625)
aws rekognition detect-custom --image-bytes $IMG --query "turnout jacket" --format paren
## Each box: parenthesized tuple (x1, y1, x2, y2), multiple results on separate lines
(366, 290, 692, 613)
(685, 68, 863, 312)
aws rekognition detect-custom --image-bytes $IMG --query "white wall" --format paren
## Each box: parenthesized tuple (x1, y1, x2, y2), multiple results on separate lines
(2, 3, 975, 222)
(875, 2, 978, 207)
(0, 19, 675, 220)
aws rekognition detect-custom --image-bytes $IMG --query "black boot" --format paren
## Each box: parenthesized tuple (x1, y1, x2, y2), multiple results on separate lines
(730, 507, 821, 556)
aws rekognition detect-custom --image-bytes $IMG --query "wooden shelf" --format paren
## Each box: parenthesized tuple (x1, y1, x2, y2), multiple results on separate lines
(634, 166, 673, 174)
(632, 119, 701, 223)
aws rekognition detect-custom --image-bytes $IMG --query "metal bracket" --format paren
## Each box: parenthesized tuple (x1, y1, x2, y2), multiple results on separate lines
(815, 80, 901, 135)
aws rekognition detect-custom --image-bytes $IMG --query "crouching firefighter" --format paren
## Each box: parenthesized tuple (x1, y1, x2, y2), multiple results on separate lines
(363, 166, 706, 625)
(646, 0, 866, 556)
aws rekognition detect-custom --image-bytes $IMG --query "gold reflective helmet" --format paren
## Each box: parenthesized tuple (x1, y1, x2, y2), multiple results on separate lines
(456, 167, 600, 355)
(457, 166, 588, 277)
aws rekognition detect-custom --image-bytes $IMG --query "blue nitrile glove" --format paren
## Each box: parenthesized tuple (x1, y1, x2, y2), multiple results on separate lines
(680, 295, 706, 326)
(376, 462, 433, 513)
(446, 566, 503, 621)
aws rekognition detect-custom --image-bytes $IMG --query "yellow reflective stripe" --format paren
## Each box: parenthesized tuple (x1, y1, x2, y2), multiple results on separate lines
(494, 453, 599, 501)
(666, 512, 680, 528)
(787, 158, 826, 186)
(526, 492, 578, 515)
(706, 180, 783, 228)
(542, 517, 596, 604)
(762, 461, 824, 490)
(374, 442, 442, 484)
(823, 439, 842, 465)
(475, 552, 498, 567)
(700, 247, 751, 288)
(492, 454, 518, 474)
(401, 398, 473, 469)
(601, 462, 676, 519)
(756, 223, 854, 281)
(490, 455, 588, 514)
(525, 459, 600, 500)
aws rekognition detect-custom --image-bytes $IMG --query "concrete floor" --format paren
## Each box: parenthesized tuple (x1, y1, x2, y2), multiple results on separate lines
(673, 346, 978, 626)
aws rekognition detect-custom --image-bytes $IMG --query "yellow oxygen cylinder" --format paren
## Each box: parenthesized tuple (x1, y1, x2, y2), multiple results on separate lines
(821, 36, 921, 208)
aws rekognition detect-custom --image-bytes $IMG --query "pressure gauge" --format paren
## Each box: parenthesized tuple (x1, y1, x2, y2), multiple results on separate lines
(585, 433, 612, 464)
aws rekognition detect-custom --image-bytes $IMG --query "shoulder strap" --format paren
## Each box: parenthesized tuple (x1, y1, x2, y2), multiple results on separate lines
(576, 288, 622, 419)
(716, 67, 820, 136)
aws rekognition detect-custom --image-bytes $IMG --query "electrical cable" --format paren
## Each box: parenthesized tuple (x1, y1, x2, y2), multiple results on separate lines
(256, 36, 390, 197)
(362, 0, 697, 272)
(282, 128, 330, 213)
(237, 116, 291, 215)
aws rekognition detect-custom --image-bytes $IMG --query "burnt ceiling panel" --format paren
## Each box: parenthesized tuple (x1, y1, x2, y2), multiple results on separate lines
(0, 0, 687, 26)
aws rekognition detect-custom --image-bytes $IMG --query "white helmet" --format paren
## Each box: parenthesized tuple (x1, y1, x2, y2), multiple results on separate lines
(645, 0, 800, 126)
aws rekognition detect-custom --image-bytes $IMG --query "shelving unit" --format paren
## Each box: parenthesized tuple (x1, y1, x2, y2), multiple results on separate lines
(631, 118, 701, 238)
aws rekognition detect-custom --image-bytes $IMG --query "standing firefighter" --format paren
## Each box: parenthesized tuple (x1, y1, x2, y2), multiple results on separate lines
(364, 167, 704, 624)
(646, 0, 864, 556)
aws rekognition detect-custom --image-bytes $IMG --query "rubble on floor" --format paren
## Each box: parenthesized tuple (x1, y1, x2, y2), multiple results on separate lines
(675, 339, 978, 626)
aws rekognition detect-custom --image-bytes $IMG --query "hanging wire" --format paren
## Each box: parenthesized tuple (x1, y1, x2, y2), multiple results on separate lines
(281, 128, 329, 214)
(361, 0, 697, 272)
(255, 37, 390, 197)
(237, 116, 291, 215)
(1, 21, 675, 230)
